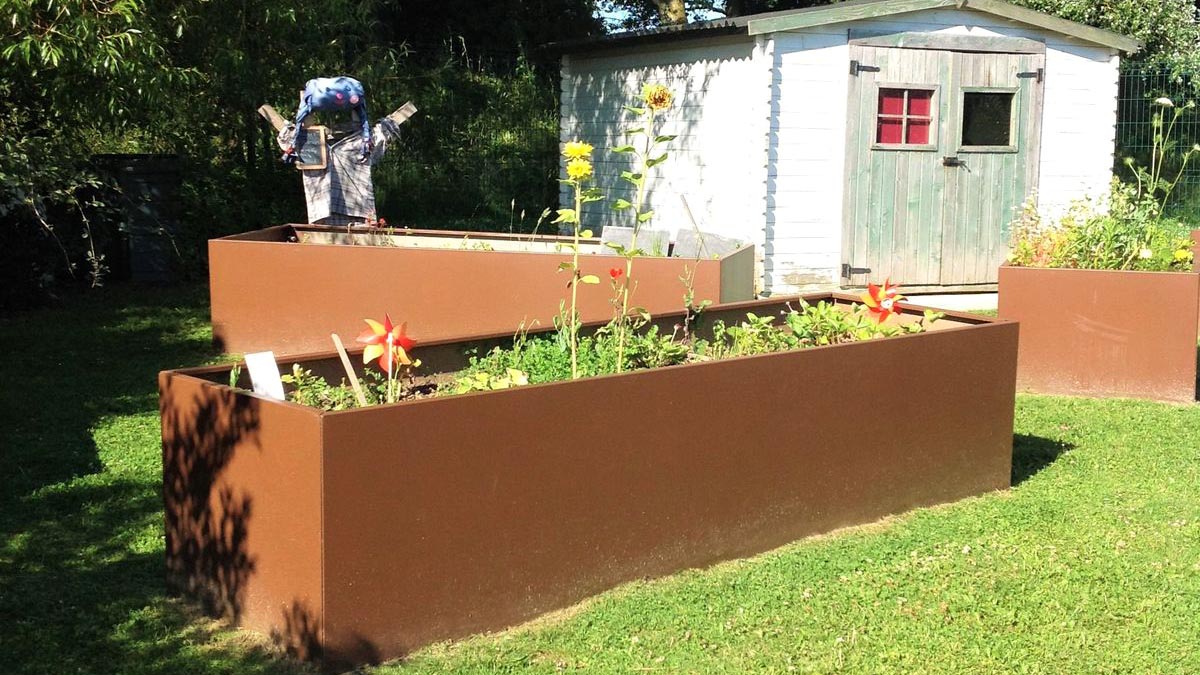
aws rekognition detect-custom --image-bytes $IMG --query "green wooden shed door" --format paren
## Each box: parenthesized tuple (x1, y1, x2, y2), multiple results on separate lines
(842, 39, 1044, 287)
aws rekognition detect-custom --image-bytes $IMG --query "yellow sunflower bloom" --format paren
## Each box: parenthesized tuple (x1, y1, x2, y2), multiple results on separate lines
(641, 83, 674, 112)
(566, 158, 593, 181)
(563, 141, 594, 160)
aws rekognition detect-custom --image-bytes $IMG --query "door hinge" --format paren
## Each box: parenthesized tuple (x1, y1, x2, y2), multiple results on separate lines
(1017, 68, 1044, 83)
(842, 263, 872, 278)
(850, 60, 881, 76)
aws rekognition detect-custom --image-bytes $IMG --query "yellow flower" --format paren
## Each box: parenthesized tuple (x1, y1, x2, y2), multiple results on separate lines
(562, 141, 593, 160)
(1175, 248, 1193, 263)
(641, 83, 673, 111)
(566, 158, 592, 181)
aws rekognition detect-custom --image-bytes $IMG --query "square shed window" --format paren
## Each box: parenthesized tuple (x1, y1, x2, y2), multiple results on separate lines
(961, 92, 1014, 147)
(876, 88, 934, 146)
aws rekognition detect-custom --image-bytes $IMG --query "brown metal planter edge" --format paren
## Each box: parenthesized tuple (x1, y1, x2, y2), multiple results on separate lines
(162, 293, 1018, 670)
(998, 264, 1200, 402)
(208, 224, 756, 356)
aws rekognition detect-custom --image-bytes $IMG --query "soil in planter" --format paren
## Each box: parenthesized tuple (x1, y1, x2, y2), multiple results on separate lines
(264, 297, 947, 411)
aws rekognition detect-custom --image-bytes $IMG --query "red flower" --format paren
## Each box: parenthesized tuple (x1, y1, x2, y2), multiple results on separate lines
(356, 314, 416, 372)
(862, 279, 904, 323)
(609, 267, 623, 280)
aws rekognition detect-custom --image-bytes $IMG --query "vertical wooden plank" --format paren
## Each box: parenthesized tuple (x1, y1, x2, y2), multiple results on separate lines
(939, 49, 1040, 286)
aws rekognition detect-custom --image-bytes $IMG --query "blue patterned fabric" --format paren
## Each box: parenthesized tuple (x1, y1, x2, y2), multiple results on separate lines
(286, 76, 371, 160)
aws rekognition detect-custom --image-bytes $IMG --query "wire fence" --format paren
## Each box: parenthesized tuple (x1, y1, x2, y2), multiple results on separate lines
(370, 40, 562, 232)
(1116, 63, 1200, 212)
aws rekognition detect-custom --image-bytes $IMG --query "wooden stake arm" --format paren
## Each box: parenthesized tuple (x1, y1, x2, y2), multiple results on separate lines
(257, 102, 419, 133)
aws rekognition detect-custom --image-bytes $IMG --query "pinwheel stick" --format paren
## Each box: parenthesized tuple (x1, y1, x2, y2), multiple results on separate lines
(331, 333, 369, 407)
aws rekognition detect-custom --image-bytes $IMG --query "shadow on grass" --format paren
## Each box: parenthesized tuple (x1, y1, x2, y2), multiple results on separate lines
(0, 284, 319, 675)
(0, 285, 218, 498)
(1012, 434, 1074, 486)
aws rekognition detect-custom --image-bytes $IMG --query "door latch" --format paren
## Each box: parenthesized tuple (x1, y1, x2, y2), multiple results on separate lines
(943, 156, 965, 167)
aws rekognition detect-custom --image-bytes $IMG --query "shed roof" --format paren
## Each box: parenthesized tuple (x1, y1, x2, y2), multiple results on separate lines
(552, 0, 1140, 55)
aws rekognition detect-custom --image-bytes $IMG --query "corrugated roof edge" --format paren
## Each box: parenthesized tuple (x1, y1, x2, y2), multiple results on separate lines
(547, 0, 1140, 55)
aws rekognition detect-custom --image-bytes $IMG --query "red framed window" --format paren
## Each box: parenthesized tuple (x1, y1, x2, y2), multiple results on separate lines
(876, 88, 934, 145)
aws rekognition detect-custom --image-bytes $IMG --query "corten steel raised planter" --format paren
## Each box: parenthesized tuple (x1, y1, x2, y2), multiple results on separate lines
(162, 294, 1018, 669)
(998, 265, 1200, 402)
(209, 224, 756, 355)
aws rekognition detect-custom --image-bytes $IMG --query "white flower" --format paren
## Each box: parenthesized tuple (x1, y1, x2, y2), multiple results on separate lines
(1155, 97, 1175, 107)
(1139, 248, 1154, 259)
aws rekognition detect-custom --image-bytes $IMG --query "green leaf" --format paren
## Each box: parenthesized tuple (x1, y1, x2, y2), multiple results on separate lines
(558, 262, 574, 272)
(620, 171, 643, 186)
(579, 275, 600, 284)
(552, 208, 577, 224)
(605, 242, 628, 255)
(581, 187, 605, 201)
(612, 198, 633, 211)
(580, 229, 593, 239)
(623, 105, 647, 115)
(637, 210, 655, 223)
(625, 127, 646, 136)
(654, 135, 677, 143)
(611, 144, 637, 153)
(646, 153, 669, 168)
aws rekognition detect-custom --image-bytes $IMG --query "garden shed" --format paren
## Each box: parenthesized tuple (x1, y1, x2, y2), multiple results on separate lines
(557, 0, 1140, 294)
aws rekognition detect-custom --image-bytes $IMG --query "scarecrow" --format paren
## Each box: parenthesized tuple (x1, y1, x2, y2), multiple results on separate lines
(259, 76, 417, 225)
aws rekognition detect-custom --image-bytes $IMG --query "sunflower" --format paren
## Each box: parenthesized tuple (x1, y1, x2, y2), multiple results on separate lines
(566, 158, 593, 181)
(641, 83, 674, 112)
(562, 140, 594, 160)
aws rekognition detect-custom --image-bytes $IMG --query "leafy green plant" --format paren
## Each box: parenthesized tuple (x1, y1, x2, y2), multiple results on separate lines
(678, 264, 712, 343)
(281, 365, 363, 411)
(625, 325, 690, 369)
(1009, 181, 1194, 271)
(1010, 97, 1197, 272)
(609, 83, 678, 372)
(552, 141, 604, 379)
(783, 298, 942, 347)
(1129, 97, 1200, 212)
(701, 313, 799, 360)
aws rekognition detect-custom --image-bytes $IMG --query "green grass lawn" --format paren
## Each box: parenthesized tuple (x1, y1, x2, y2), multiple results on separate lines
(2, 285, 1198, 674)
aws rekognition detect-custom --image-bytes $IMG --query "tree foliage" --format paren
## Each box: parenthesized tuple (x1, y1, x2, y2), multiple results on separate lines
(0, 0, 601, 307)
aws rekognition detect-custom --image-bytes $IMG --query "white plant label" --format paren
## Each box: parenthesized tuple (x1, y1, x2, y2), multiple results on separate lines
(244, 351, 285, 401)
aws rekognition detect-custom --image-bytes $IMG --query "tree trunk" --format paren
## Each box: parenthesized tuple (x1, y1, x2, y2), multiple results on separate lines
(724, 0, 746, 16)
(654, 0, 687, 24)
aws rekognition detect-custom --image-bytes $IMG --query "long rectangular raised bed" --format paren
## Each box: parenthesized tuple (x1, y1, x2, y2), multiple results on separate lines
(998, 265, 1200, 402)
(162, 294, 1018, 669)
(209, 224, 756, 355)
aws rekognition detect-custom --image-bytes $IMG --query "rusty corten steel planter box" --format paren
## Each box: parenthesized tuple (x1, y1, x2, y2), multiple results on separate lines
(209, 224, 756, 355)
(998, 265, 1200, 402)
(162, 294, 1017, 669)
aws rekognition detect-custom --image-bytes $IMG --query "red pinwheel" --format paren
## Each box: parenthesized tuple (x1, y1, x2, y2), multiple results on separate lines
(862, 279, 904, 323)
(357, 315, 416, 372)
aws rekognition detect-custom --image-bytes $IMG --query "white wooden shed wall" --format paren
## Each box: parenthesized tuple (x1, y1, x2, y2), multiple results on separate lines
(560, 38, 771, 252)
(560, 6, 1122, 294)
